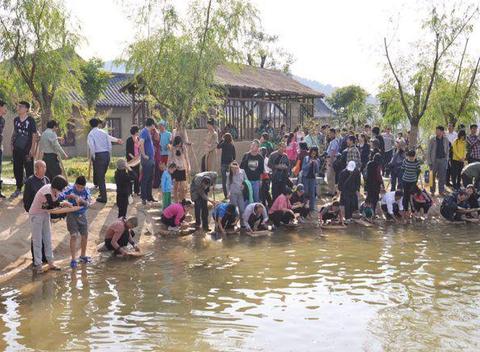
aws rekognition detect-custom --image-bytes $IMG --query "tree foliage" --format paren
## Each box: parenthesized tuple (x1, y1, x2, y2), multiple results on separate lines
(80, 58, 111, 110)
(124, 0, 270, 124)
(326, 85, 371, 128)
(243, 28, 294, 73)
(383, 2, 479, 146)
(0, 0, 82, 130)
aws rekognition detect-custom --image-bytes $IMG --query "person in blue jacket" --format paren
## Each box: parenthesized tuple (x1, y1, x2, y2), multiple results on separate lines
(302, 147, 320, 213)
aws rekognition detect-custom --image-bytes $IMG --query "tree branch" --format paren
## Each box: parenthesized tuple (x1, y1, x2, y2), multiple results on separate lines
(419, 33, 440, 117)
(457, 56, 480, 118)
(383, 37, 412, 120)
(455, 38, 469, 94)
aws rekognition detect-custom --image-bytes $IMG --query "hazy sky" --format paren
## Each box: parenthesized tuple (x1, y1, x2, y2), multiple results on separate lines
(65, 0, 480, 94)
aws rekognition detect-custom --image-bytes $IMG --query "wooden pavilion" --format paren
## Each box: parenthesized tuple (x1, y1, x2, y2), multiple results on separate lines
(121, 64, 324, 140)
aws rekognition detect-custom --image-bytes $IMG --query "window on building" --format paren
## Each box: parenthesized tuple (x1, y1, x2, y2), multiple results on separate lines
(106, 118, 122, 139)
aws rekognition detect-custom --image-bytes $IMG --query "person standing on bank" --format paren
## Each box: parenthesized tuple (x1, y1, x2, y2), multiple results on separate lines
(126, 125, 140, 195)
(382, 127, 395, 176)
(202, 119, 218, 172)
(87, 118, 123, 203)
(0, 100, 7, 198)
(451, 130, 467, 190)
(29, 175, 71, 274)
(426, 126, 449, 196)
(217, 133, 236, 199)
(39, 120, 68, 181)
(139, 118, 157, 205)
(23, 160, 49, 265)
(10, 101, 38, 199)
(240, 140, 264, 203)
(114, 159, 137, 218)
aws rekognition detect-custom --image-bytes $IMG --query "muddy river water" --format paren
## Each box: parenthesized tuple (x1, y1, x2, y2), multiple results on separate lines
(1, 222, 479, 351)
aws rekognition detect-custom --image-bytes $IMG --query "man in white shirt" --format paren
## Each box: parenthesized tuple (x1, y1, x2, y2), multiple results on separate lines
(243, 203, 269, 232)
(87, 118, 122, 203)
(445, 123, 457, 187)
(381, 190, 404, 221)
(382, 127, 395, 176)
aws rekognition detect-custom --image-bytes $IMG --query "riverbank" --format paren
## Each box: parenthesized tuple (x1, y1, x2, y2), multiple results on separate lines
(0, 186, 449, 285)
(0, 192, 157, 284)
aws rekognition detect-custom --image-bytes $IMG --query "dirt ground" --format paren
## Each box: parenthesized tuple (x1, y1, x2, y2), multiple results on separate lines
(0, 192, 162, 284)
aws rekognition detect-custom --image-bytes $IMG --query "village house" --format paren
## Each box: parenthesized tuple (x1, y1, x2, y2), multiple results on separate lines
(2, 64, 326, 171)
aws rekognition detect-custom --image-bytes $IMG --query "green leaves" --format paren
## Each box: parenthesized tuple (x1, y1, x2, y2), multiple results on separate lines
(0, 0, 82, 129)
(326, 85, 371, 128)
(125, 0, 259, 124)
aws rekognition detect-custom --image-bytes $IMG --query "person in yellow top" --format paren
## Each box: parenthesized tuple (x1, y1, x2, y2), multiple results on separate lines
(451, 130, 467, 189)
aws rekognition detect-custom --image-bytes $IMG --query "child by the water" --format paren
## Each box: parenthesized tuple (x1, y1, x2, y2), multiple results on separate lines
(161, 162, 177, 209)
(58, 176, 92, 269)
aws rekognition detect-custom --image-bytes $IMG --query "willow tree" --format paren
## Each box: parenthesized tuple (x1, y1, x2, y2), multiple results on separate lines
(383, 3, 478, 146)
(0, 0, 82, 130)
(125, 0, 257, 125)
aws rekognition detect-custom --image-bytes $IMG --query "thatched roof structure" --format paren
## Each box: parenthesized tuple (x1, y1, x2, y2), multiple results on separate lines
(215, 65, 324, 99)
(120, 64, 324, 100)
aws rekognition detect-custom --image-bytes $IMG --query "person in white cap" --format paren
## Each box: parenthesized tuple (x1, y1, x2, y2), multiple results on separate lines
(337, 160, 361, 223)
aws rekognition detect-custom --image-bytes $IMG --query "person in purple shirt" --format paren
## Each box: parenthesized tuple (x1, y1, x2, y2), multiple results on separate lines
(139, 118, 157, 204)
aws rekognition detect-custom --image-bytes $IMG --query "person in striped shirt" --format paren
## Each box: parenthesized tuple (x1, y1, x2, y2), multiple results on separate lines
(401, 150, 421, 215)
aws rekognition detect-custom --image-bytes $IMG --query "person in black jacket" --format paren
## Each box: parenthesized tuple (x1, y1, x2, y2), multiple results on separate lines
(338, 161, 361, 222)
(115, 159, 137, 218)
(217, 132, 235, 198)
(23, 160, 49, 264)
(125, 125, 140, 195)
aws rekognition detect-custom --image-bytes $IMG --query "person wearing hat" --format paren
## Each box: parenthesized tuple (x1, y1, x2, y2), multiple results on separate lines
(268, 187, 295, 227)
(202, 119, 218, 172)
(290, 184, 309, 222)
(58, 176, 92, 269)
(114, 158, 137, 218)
(338, 160, 361, 223)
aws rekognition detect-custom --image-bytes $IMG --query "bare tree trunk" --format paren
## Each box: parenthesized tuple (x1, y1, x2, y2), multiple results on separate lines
(40, 103, 53, 131)
(409, 121, 419, 149)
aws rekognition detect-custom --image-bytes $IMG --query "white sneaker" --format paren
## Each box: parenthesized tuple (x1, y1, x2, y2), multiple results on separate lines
(168, 226, 179, 232)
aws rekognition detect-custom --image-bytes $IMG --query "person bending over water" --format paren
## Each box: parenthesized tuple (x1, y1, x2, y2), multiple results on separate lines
(104, 217, 140, 256)
(160, 199, 193, 231)
(440, 190, 470, 222)
(243, 203, 269, 232)
(319, 201, 342, 225)
(269, 188, 295, 227)
(212, 203, 238, 234)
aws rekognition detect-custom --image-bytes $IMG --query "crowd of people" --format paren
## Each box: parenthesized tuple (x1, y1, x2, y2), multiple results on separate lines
(2, 99, 480, 274)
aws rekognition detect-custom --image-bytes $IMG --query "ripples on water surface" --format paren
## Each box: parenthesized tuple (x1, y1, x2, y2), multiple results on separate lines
(1, 224, 480, 351)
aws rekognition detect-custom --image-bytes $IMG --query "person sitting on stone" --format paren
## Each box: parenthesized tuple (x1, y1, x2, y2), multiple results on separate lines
(103, 217, 140, 256)
(243, 202, 269, 232)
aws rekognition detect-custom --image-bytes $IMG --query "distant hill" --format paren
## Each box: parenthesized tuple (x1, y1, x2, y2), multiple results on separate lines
(294, 76, 337, 97)
(294, 75, 378, 105)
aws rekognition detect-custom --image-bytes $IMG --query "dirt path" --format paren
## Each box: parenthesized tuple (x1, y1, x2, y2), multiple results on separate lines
(0, 194, 158, 284)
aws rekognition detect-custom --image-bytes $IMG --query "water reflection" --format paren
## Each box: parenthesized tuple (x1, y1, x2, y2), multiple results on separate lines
(1, 224, 480, 351)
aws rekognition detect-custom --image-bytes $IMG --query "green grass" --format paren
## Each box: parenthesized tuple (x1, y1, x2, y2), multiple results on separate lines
(1, 156, 123, 184)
